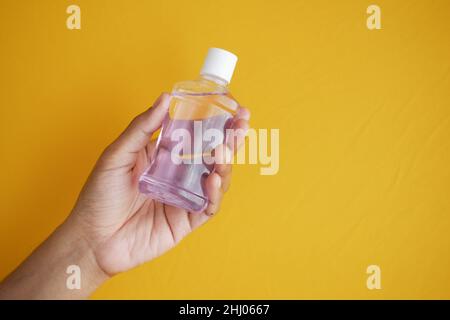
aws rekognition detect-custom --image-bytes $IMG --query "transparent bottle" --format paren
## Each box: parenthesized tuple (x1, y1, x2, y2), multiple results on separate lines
(139, 48, 239, 212)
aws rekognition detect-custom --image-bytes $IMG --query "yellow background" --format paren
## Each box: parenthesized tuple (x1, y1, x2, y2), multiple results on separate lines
(1, 0, 450, 299)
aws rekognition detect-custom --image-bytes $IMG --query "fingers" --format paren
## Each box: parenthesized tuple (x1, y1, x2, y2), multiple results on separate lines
(213, 106, 250, 192)
(114, 93, 170, 154)
(204, 172, 222, 216)
(236, 106, 250, 121)
(162, 107, 250, 225)
(145, 140, 158, 161)
(99, 93, 170, 169)
(212, 145, 232, 192)
(226, 106, 250, 153)
(131, 140, 158, 180)
(186, 173, 222, 229)
(162, 204, 193, 243)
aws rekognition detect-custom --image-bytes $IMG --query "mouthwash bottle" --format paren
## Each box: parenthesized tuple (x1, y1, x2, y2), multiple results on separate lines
(139, 48, 239, 212)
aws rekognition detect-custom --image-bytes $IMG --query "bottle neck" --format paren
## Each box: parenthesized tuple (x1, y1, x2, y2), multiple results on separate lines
(199, 74, 229, 87)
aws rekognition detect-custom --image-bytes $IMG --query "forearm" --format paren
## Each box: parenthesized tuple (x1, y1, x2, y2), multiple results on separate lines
(0, 216, 109, 300)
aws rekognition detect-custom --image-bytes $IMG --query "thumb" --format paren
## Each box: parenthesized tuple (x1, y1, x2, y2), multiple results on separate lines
(100, 93, 170, 169)
(111, 92, 170, 154)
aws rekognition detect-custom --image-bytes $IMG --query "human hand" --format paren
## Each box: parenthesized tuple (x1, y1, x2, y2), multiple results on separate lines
(0, 93, 249, 300)
(70, 93, 250, 276)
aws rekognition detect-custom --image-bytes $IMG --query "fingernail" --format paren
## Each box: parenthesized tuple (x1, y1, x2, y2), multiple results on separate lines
(160, 93, 171, 108)
(152, 93, 170, 109)
(205, 210, 215, 217)
(238, 108, 250, 121)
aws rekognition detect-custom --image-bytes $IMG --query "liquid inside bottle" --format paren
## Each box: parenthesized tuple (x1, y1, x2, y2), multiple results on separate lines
(139, 48, 239, 212)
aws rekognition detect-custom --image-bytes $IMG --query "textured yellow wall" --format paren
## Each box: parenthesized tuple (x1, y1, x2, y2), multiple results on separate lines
(1, 0, 449, 299)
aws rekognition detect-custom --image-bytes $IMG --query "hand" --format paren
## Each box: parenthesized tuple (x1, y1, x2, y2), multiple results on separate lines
(70, 93, 250, 276)
(0, 93, 249, 299)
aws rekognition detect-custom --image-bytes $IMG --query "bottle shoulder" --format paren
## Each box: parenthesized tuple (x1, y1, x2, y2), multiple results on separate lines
(172, 78, 229, 95)
(171, 78, 238, 114)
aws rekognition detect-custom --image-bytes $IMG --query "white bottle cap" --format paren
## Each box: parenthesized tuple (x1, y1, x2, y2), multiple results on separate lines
(200, 48, 238, 84)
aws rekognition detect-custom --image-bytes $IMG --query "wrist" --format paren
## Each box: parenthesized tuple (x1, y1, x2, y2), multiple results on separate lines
(61, 215, 111, 290)
(0, 215, 110, 299)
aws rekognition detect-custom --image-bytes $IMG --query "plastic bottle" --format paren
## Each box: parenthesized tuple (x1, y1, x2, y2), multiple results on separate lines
(138, 48, 239, 212)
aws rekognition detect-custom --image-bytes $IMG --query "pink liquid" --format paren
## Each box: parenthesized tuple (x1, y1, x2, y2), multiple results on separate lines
(138, 93, 234, 212)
